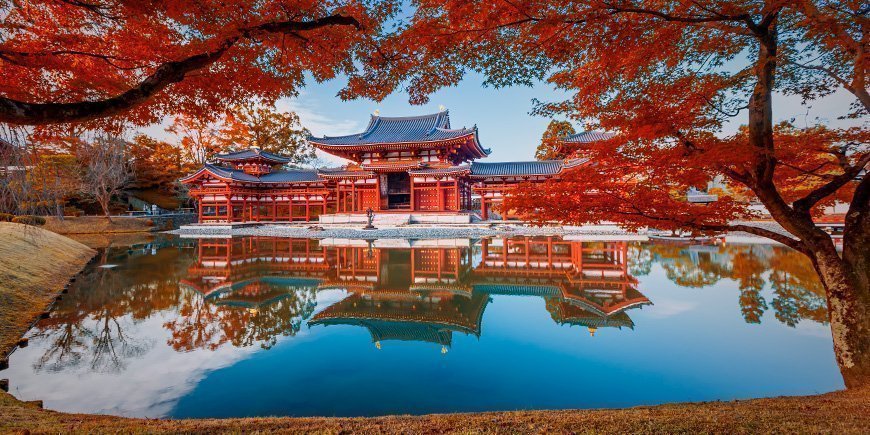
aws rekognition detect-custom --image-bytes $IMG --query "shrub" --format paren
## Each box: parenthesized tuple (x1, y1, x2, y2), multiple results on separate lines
(12, 215, 47, 226)
(0, 213, 13, 222)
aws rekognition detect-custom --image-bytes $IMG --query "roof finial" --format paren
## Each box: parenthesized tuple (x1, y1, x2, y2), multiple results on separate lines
(438, 104, 446, 112)
(373, 109, 380, 116)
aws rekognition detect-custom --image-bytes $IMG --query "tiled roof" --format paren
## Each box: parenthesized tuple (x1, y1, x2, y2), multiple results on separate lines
(407, 165, 471, 176)
(309, 111, 478, 146)
(214, 148, 292, 164)
(470, 160, 564, 177)
(188, 164, 321, 183)
(317, 168, 375, 179)
(563, 131, 615, 143)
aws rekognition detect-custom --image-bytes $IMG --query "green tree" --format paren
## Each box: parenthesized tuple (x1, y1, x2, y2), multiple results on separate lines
(219, 102, 316, 166)
(535, 120, 576, 160)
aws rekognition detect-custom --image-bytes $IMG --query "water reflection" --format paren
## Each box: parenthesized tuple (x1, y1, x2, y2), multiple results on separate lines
(647, 243, 827, 325)
(8, 235, 836, 417)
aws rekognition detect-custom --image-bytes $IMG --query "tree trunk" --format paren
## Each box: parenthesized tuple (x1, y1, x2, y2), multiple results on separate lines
(812, 247, 870, 389)
(101, 200, 113, 223)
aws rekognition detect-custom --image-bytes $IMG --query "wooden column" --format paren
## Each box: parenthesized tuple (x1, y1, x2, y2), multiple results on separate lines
(351, 182, 356, 212)
(197, 200, 203, 222)
(481, 197, 488, 220)
(272, 197, 277, 222)
(410, 177, 416, 211)
(437, 179, 444, 211)
(226, 196, 232, 222)
(454, 180, 460, 211)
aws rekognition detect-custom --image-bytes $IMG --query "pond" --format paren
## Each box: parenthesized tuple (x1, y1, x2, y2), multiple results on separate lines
(4, 235, 843, 418)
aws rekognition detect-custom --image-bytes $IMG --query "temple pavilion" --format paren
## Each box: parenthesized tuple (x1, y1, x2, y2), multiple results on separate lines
(181, 109, 595, 223)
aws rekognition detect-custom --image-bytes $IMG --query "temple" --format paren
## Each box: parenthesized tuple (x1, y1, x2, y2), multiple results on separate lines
(181, 109, 595, 223)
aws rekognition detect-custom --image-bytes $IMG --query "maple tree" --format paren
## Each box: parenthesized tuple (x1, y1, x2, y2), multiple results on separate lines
(0, 0, 388, 125)
(535, 120, 576, 160)
(349, 1, 869, 388)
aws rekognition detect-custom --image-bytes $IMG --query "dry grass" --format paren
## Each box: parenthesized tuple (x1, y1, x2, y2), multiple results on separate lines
(42, 216, 154, 235)
(0, 222, 867, 433)
(0, 386, 867, 434)
(0, 222, 94, 357)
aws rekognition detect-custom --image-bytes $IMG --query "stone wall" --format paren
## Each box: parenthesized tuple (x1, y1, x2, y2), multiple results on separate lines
(147, 213, 198, 230)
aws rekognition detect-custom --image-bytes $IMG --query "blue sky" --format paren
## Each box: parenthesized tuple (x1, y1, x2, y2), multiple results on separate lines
(144, 71, 863, 167)
(275, 71, 864, 166)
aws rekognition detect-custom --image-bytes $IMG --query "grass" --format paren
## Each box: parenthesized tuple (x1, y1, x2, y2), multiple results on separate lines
(0, 387, 867, 434)
(42, 216, 154, 235)
(0, 222, 867, 433)
(0, 222, 94, 358)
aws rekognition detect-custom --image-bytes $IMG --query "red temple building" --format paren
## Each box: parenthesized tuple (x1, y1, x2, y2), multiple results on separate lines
(181, 109, 599, 223)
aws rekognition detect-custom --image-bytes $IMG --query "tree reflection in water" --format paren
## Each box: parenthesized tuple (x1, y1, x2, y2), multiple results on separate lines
(646, 242, 827, 326)
(28, 236, 827, 374)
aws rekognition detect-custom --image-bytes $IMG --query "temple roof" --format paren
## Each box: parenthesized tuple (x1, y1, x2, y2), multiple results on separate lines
(470, 159, 587, 178)
(563, 131, 615, 143)
(310, 111, 473, 146)
(181, 164, 321, 184)
(214, 148, 292, 164)
(309, 111, 490, 161)
(407, 165, 471, 177)
(316, 167, 376, 179)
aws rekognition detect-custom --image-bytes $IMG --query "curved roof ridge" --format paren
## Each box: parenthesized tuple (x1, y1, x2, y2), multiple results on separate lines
(364, 110, 449, 122)
(359, 116, 382, 139)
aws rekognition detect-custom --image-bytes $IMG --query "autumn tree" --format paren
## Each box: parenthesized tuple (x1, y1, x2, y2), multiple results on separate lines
(77, 136, 133, 221)
(350, 1, 870, 388)
(128, 134, 184, 192)
(0, 1, 387, 126)
(536, 120, 576, 160)
(167, 116, 223, 166)
(218, 101, 316, 165)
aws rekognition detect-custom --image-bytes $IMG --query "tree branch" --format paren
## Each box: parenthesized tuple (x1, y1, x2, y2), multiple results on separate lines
(0, 14, 361, 125)
(705, 223, 809, 254)
(793, 152, 870, 213)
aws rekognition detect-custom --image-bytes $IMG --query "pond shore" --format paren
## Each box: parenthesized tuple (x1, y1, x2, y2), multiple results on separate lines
(1, 223, 867, 433)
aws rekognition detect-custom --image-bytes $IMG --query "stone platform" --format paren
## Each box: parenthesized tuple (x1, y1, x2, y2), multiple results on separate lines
(318, 213, 472, 226)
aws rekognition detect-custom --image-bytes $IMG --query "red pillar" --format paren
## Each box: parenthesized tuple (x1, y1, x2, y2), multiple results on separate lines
(453, 178, 462, 211)
(410, 176, 416, 211)
(481, 197, 488, 220)
(437, 179, 443, 211)
(272, 197, 277, 222)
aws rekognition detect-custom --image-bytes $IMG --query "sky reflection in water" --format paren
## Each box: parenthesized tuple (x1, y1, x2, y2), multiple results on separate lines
(5, 235, 843, 418)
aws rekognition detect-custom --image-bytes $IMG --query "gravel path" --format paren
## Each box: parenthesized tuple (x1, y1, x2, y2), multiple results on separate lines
(171, 221, 796, 242)
(170, 223, 638, 239)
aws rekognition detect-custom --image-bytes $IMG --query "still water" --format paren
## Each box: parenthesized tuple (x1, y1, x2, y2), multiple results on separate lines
(5, 235, 843, 418)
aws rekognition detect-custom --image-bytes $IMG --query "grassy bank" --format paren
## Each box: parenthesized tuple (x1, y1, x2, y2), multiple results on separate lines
(0, 223, 867, 433)
(1, 386, 867, 433)
(42, 216, 154, 235)
(0, 222, 95, 357)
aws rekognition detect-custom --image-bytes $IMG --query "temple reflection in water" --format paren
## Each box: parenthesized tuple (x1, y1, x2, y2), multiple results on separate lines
(180, 236, 651, 350)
